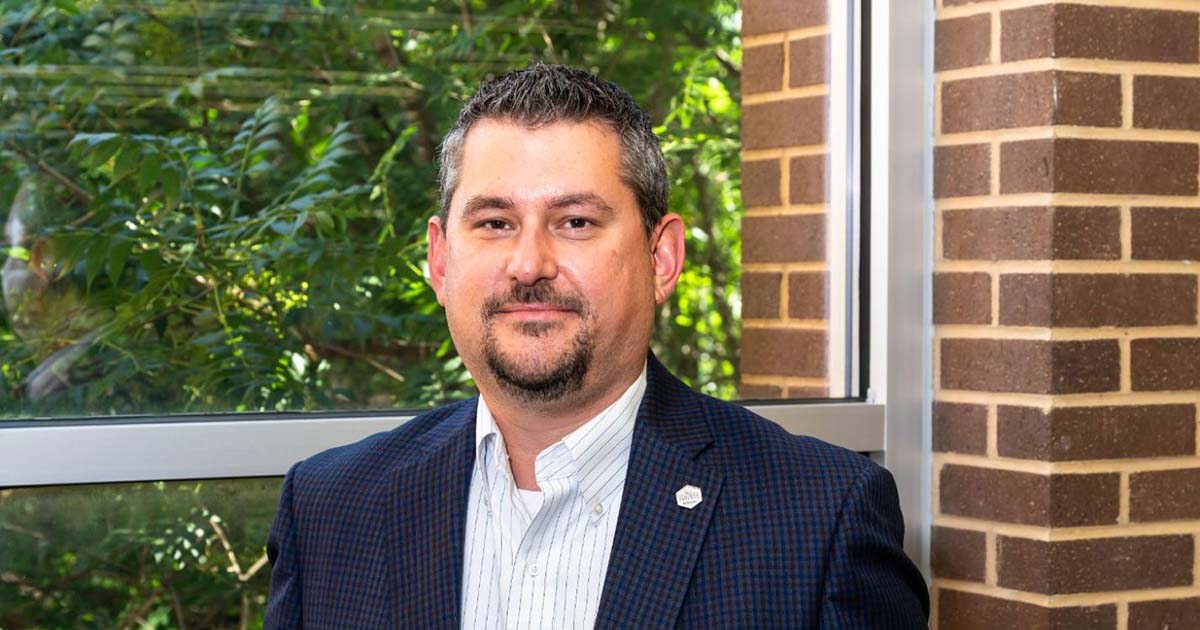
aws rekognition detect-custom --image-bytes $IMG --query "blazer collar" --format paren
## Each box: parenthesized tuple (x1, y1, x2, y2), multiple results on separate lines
(593, 353, 724, 629)
(384, 353, 721, 629)
(386, 398, 476, 630)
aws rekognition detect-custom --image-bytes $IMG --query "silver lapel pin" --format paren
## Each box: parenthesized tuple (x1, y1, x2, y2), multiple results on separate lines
(675, 484, 702, 509)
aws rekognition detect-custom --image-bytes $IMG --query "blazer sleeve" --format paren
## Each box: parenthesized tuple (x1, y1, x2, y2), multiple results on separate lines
(264, 462, 304, 629)
(819, 463, 930, 629)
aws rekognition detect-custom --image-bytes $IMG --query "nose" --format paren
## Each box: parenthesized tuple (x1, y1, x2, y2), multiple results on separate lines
(506, 225, 558, 286)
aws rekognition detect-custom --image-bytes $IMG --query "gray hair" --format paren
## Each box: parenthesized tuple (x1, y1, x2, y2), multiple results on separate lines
(437, 63, 669, 236)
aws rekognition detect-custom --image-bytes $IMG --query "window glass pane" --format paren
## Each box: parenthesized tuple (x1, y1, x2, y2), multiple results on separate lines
(0, 478, 280, 628)
(0, 0, 750, 418)
(737, 0, 862, 401)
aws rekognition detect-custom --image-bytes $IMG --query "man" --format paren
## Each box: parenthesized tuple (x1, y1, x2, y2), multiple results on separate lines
(264, 64, 929, 629)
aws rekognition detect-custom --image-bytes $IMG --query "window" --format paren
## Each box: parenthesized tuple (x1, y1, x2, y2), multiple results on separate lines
(1, 0, 931, 623)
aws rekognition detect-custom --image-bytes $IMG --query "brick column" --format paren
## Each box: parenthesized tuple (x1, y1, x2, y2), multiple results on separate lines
(933, 2, 1200, 628)
(739, 0, 830, 399)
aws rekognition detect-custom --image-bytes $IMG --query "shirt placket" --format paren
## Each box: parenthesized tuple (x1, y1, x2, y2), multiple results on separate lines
(482, 438, 522, 629)
(506, 443, 578, 630)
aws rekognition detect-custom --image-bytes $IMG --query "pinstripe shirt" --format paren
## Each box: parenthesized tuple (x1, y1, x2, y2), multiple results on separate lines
(460, 366, 647, 630)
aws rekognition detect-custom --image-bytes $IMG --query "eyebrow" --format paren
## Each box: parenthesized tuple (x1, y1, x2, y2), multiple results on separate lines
(547, 192, 615, 216)
(459, 192, 616, 221)
(460, 195, 515, 221)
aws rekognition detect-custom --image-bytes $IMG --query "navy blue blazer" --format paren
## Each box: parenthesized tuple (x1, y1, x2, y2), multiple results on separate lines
(265, 356, 930, 628)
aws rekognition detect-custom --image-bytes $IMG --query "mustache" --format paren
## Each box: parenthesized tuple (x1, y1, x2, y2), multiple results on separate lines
(483, 283, 586, 318)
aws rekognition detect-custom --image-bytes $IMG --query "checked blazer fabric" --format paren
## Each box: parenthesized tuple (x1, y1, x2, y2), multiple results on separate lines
(264, 355, 930, 629)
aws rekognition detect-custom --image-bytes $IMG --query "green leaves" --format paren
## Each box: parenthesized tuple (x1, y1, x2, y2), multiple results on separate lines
(2, 0, 743, 416)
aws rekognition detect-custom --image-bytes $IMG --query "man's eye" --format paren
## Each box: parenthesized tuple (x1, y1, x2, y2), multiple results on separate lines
(565, 217, 592, 229)
(479, 219, 510, 231)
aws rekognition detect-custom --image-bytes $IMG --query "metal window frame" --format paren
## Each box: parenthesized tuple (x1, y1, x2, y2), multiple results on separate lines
(0, 403, 884, 487)
(870, 0, 933, 572)
(0, 1, 931, 578)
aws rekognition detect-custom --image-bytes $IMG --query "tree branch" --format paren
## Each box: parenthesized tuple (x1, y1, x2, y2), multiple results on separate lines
(317, 343, 408, 384)
(458, 0, 474, 33)
(371, 34, 439, 164)
(681, 27, 740, 79)
(8, 143, 95, 205)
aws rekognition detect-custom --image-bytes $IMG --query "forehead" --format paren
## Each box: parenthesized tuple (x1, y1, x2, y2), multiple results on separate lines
(453, 119, 630, 212)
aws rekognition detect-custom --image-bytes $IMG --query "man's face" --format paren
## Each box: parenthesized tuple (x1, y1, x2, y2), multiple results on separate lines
(427, 120, 682, 407)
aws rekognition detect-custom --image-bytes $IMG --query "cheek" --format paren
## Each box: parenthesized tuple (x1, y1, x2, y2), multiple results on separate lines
(575, 248, 654, 315)
(440, 262, 487, 320)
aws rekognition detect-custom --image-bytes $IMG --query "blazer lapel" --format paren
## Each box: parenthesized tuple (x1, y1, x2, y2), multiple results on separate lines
(386, 401, 477, 629)
(594, 357, 724, 629)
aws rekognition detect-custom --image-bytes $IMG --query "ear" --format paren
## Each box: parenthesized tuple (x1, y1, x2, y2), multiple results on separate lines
(649, 212, 685, 305)
(427, 215, 448, 306)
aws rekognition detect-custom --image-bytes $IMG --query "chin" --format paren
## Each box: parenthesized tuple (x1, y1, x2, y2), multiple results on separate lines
(482, 331, 594, 404)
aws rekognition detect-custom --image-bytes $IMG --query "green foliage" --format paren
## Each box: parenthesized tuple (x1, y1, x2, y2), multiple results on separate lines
(0, 0, 741, 620)
(0, 0, 742, 416)
(0, 480, 280, 629)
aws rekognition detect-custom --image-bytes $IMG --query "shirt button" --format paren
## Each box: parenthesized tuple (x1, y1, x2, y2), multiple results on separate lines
(528, 563, 541, 576)
(591, 503, 604, 516)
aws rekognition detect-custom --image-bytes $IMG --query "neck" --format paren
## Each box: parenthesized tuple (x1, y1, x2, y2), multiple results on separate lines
(479, 361, 644, 490)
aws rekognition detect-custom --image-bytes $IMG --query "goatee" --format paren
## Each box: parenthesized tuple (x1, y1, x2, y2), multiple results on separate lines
(480, 283, 594, 403)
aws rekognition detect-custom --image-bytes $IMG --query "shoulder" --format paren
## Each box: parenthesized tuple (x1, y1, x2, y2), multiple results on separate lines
(287, 397, 475, 494)
(691, 390, 877, 496)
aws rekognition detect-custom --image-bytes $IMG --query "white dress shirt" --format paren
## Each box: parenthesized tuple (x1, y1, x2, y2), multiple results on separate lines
(460, 365, 647, 630)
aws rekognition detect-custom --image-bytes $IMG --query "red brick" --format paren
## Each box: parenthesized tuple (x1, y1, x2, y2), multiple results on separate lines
(743, 44, 784, 95)
(1129, 598, 1200, 630)
(787, 272, 825, 320)
(934, 272, 992, 325)
(743, 97, 826, 150)
(998, 404, 1196, 461)
(998, 535, 1193, 594)
(740, 328, 824, 377)
(742, 214, 824, 263)
(1130, 468, 1200, 522)
(789, 154, 825, 204)
(739, 383, 783, 399)
(936, 14, 991, 72)
(742, 159, 782, 208)
(940, 338, 1120, 394)
(942, 72, 1120, 134)
(997, 274, 1051, 328)
(938, 589, 1116, 630)
(785, 386, 827, 399)
(935, 144, 990, 198)
(940, 465, 1118, 526)
(933, 401, 988, 455)
(1132, 208, 1200, 261)
(1132, 338, 1200, 391)
(1135, 76, 1200, 131)
(1001, 139, 1198, 196)
(1002, 4, 1200, 63)
(942, 207, 1120, 261)
(743, 0, 825, 36)
(999, 273, 1197, 327)
(742, 272, 782, 319)
(788, 36, 827, 88)
(1001, 5, 1056, 63)
(932, 526, 986, 582)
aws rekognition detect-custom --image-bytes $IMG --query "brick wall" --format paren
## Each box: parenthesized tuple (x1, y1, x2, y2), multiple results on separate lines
(739, 0, 831, 399)
(933, 1, 1200, 628)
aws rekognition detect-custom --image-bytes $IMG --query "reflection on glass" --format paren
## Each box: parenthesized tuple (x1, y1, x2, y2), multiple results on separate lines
(0, 478, 281, 629)
(0, 0, 743, 418)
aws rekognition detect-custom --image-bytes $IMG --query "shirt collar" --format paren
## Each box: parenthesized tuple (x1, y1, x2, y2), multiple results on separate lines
(474, 362, 647, 507)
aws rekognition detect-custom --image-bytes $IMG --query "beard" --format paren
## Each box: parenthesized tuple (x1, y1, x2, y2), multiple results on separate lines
(480, 282, 594, 404)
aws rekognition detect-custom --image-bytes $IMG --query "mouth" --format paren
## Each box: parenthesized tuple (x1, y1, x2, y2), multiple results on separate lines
(494, 304, 578, 320)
